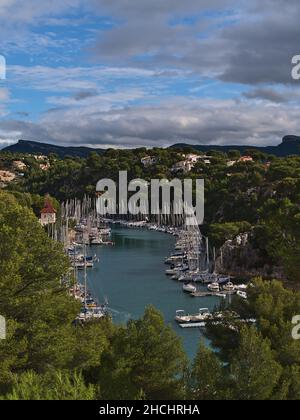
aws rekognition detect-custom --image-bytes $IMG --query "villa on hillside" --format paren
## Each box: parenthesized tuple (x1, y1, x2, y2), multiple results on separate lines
(0, 170, 16, 187)
(172, 153, 211, 173)
(239, 156, 254, 163)
(227, 156, 254, 167)
(39, 163, 51, 171)
(12, 160, 27, 171)
(141, 156, 157, 167)
(171, 160, 194, 173)
(33, 155, 48, 161)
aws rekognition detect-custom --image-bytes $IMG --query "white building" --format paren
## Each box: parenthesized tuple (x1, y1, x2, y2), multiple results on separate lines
(171, 160, 193, 173)
(12, 160, 27, 171)
(141, 156, 157, 167)
(185, 154, 201, 164)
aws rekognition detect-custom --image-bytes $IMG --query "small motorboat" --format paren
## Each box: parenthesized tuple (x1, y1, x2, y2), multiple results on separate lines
(237, 290, 248, 299)
(207, 282, 220, 292)
(235, 284, 248, 291)
(90, 237, 103, 245)
(165, 264, 189, 276)
(165, 266, 181, 275)
(223, 282, 235, 292)
(175, 308, 211, 324)
(182, 283, 197, 293)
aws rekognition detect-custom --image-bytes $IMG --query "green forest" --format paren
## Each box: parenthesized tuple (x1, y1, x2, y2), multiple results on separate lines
(2, 147, 300, 284)
(0, 147, 299, 400)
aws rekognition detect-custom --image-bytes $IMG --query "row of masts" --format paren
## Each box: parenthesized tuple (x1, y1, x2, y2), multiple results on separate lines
(61, 196, 192, 228)
(47, 195, 223, 272)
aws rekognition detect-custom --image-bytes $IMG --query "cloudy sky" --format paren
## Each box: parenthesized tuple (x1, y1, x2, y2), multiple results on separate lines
(0, 0, 300, 149)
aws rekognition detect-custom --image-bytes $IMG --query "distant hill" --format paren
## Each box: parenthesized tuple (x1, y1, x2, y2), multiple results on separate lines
(171, 135, 300, 157)
(1, 136, 300, 158)
(1, 139, 105, 158)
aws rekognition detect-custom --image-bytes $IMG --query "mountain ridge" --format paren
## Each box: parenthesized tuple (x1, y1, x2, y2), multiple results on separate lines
(1, 136, 300, 158)
(171, 135, 300, 157)
(1, 139, 106, 158)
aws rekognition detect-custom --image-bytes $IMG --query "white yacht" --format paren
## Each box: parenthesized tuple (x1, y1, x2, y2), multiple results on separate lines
(175, 308, 211, 324)
(207, 282, 220, 292)
(237, 290, 248, 299)
(90, 237, 103, 245)
(182, 283, 197, 293)
(165, 264, 189, 276)
(223, 282, 235, 292)
(235, 284, 248, 291)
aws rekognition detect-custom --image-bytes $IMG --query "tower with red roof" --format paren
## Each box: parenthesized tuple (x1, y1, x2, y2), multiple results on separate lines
(40, 197, 57, 226)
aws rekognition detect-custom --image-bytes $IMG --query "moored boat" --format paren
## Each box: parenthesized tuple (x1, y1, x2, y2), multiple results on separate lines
(175, 308, 211, 324)
(182, 282, 197, 293)
(207, 282, 220, 292)
(222, 282, 235, 292)
(237, 290, 248, 299)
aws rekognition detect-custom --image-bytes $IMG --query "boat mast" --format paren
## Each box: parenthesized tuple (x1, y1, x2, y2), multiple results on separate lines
(206, 236, 210, 269)
(213, 246, 216, 272)
(84, 242, 87, 318)
(73, 242, 77, 297)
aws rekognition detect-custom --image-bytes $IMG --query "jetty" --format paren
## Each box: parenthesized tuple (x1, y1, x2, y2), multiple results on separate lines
(191, 290, 236, 298)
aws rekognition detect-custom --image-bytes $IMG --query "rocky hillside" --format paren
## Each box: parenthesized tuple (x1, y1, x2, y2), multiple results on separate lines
(215, 232, 286, 280)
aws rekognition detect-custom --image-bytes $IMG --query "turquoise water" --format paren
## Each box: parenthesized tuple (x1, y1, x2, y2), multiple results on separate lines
(83, 227, 221, 359)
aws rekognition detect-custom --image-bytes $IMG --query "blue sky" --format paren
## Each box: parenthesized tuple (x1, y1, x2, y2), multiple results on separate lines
(0, 0, 300, 148)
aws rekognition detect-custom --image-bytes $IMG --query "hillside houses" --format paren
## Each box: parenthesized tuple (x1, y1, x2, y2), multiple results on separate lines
(39, 162, 51, 171)
(0, 170, 16, 187)
(239, 156, 254, 163)
(141, 156, 157, 167)
(171, 153, 211, 173)
(33, 155, 48, 161)
(12, 160, 27, 171)
(227, 156, 254, 167)
(171, 160, 193, 173)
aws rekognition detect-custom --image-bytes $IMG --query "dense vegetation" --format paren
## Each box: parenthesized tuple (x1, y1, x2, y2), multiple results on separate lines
(2, 147, 300, 284)
(0, 191, 299, 400)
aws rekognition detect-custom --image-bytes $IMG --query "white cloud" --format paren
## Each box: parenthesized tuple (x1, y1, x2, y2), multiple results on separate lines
(1, 96, 299, 148)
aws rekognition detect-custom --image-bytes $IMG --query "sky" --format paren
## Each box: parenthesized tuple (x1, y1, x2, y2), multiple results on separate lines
(0, 0, 300, 149)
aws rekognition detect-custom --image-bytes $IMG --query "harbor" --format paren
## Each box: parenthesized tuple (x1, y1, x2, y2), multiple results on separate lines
(51, 198, 249, 357)
(74, 226, 222, 358)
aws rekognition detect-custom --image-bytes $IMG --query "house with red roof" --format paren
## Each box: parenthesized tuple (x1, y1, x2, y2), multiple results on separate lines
(238, 156, 254, 163)
(40, 198, 57, 226)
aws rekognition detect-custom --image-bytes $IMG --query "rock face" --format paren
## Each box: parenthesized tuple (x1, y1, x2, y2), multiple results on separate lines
(282, 135, 300, 144)
(279, 136, 300, 155)
(215, 232, 286, 280)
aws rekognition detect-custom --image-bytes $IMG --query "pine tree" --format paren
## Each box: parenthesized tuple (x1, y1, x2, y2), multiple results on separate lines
(230, 327, 282, 400)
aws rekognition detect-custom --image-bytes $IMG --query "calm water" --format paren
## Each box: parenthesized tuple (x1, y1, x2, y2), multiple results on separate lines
(82, 227, 221, 359)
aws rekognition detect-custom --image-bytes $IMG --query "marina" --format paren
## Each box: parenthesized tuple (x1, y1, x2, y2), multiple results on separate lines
(54, 198, 248, 357)
(75, 226, 227, 358)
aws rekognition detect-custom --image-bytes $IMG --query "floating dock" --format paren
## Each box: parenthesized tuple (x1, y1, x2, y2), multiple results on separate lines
(191, 290, 236, 298)
(179, 318, 256, 328)
(179, 322, 206, 328)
